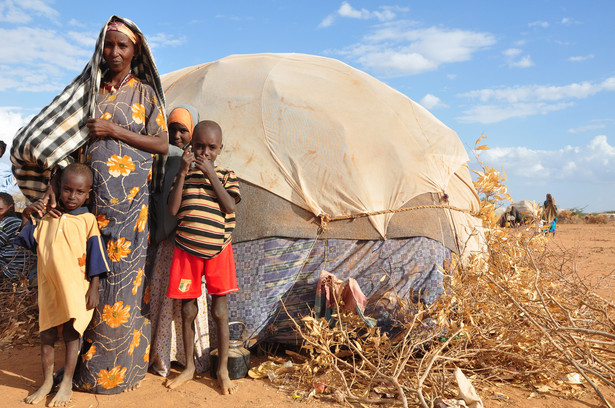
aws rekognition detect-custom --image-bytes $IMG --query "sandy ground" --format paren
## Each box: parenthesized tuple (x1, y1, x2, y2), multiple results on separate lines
(1, 223, 614, 408)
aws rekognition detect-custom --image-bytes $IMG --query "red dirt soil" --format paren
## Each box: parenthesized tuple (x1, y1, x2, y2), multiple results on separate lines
(1, 223, 614, 407)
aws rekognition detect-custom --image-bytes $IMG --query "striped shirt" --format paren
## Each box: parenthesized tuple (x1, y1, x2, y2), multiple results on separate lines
(175, 167, 240, 259)
(1, 215, 35, 279)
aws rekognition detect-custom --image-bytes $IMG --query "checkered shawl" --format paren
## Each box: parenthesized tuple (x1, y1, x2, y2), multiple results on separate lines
(10, 15, 167, 202)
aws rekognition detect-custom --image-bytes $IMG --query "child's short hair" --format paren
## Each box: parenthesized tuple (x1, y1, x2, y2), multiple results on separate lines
(194, 120, 222, 139)
(62, 163, 93, 187)
(0, 192, 14, 207)
(0, 192, 16, 218)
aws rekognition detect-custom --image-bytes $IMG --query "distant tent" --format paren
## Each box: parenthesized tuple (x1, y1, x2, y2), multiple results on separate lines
(161, 53, 484, 342)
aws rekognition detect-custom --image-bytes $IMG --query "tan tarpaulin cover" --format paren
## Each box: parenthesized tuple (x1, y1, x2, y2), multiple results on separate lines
(161, 53, 482, 252)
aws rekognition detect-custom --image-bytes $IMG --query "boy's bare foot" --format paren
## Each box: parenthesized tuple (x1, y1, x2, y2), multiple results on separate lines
(165, 367, 195, 389)
(25, 381, 53, 404)
(48, 382, 72, 407)
(217, 370, 237, 395)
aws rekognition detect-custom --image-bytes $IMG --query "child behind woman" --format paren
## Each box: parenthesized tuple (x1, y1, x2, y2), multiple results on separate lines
(15, 163, 110, 406)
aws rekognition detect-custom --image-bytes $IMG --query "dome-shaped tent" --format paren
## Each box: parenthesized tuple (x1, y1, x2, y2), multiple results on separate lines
(160, 53, 483, 342)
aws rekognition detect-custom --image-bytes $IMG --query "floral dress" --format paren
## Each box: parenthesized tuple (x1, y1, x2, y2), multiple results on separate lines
(73, 77, 166, 394)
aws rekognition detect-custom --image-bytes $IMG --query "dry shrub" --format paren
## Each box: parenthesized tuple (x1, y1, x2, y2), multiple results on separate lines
(587, 214, 609, 224)
(557, 209, 578, 224)
(0, 277, 38, 350)
(277, 140, 615, 407)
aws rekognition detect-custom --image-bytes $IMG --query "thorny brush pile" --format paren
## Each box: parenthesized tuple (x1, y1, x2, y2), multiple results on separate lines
(274, 140, 615, 407)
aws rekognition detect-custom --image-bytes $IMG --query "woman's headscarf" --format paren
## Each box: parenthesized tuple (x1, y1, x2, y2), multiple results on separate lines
(168, 105, 200, 140)
(543, 193, 557, 223)
(106, 20, 139, 45)
(11, 15, 166, 201)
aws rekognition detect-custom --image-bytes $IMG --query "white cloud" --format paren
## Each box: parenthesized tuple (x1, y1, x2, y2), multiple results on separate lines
(503, 48, 533, 68)
(337, 2, 404, 22)
(146, 33, 187, 48)
(568, 123, 606, 133)
(0, 24, 182, 91)
(0, 107, 29, 144)
(458, 102, 573, 124)
(0, 27, 92, 65)
(420, 94, 447, 110)
(560, 17, 580, 25)
(319, 2, 407, 28)
(318, 14, 335, 28)
(480, 135, 615, 183)
(569, 54, 594, 62)
(0, 107, 31, 166)
(0, 27, 93, 92)
(0, 0, 59, 23)
(503, 48, 522, 57)
(460, 77, 615, 103)
(510, 55, 534, 68)
(338, 23, 495, 76)
(529, 20, 549, 28)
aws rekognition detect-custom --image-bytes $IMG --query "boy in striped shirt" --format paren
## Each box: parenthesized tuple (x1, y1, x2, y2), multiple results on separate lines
(166, 120, 241, 394)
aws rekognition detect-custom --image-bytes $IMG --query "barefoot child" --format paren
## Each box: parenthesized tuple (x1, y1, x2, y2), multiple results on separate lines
(165, 120, 241, 394)
(15, 163, 110, 406)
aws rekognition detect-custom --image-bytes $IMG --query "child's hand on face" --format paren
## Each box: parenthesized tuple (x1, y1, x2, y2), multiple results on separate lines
(194, 154, 216, 177)
(180, 145, 195, 174)
(195, 156, 216, 176)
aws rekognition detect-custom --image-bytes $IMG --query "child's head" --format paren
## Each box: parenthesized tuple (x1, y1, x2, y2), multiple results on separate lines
(168, 105, 200, 149)
(59, 163, 93, 211)
(192, 120, 223, 164)
(0, 192, 15, 220)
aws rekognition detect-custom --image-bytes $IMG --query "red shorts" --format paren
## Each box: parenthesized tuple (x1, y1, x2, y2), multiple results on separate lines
(166, 244, 238, 298)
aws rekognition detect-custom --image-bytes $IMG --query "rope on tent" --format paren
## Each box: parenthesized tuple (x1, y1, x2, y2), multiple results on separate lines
(318, 204, 478, 231)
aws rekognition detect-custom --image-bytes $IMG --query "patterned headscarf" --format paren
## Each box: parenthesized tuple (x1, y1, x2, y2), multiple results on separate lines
(106, 20, 139, 45)
(168, 105, 200, 140)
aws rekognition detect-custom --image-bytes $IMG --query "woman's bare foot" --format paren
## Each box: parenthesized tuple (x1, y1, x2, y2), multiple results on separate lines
(122, 381, 142, 393)
(48, 382, 72, 407)
(217, 370, 238, 395)
(165, 366, 195, 390)
(25, 381, 53, 404)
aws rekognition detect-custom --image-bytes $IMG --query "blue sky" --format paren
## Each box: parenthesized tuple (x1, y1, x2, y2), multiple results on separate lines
(0, 1, 614, 212)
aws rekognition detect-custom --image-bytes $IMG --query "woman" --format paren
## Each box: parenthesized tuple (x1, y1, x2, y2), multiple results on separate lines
(11, 16, 167, 394)
(542, 193, 558, 236)
(148, 105, 212, 378)
(0, 192, 34, 279)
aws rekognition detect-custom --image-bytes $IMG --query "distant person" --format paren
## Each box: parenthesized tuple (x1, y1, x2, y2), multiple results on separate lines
(15, 163, 110, 406)
(542, 193, 558, 236)
(0, 192, 33, 279)
(165, 120, 241, 394)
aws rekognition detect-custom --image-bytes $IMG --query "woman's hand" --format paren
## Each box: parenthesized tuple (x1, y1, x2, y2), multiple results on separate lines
(87, 118, 116, 140)
(39, 173, 62, 218)
(86, 118, 168, 154)
(22, 199, 47, 222)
